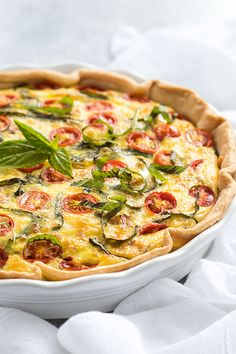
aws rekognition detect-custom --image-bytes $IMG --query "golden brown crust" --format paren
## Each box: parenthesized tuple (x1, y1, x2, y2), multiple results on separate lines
(0, 67, 235, 280)
(0, 264, 42, 280)
(35, 230, 172, 281)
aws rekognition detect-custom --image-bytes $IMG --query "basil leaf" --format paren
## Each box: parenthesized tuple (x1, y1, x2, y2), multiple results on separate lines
(49, 148, 73, 178)
(80, 90, 108, 100)
(148, 164, 166, 182)
(59, 95, 74, 110)
(149, 106, 174, 123)
(15, 120, 52, 151)
(0, 140, 48, 168)
(27, 96, 73, 117)
(110, 195, 126, 203)
(71, 178, 104, 190)
(0, 178, 26, 186)
(153, 164, 186, 174)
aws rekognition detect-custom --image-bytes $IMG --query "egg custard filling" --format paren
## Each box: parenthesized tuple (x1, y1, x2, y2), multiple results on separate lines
(0, 83, 220, 279)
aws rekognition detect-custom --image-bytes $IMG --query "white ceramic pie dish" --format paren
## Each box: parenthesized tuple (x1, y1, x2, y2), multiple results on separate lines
(0, 62, 235, 319)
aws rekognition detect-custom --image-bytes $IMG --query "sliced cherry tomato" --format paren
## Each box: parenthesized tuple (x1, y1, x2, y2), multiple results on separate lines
(62, 193, 97, 214)
(61, 257, 96, 271)
(0, 116, 11, 131)
(88, 112, 117, 126)
(41, 168, 69, 183)
(127, 131, 159, 154)
(145, 192, 177, 214)
(23, 240, 62, 263)
(44, 99, 57, 105)
(190, 159, 203, 169)
(189, 185, 216, 207)
(154, 123, 181, 141)
(18, 191, 50, 211)
(0, 214, 14, 236)
(102, 160, 127, 172)
(18, 163, 44, 173)
(0, 248, 8, 267)
(140, 223, 167, 235)
(86, 101, 113, 112)
(124, 94, 150, 103)
(154, 150, 173, 166)
(0, 94, 17, 107)
(49, 126, 82, 147)
(185, 129, 212, 147)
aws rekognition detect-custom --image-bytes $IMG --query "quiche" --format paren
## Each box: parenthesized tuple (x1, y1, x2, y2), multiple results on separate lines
(0, 68, 234, 281)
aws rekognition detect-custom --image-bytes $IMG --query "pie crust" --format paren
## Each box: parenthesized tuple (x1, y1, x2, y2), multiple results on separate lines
(0, 68, 235, 281)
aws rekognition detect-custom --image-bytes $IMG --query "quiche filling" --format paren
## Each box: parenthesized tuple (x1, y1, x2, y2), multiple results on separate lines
(0, 85, 218, 275)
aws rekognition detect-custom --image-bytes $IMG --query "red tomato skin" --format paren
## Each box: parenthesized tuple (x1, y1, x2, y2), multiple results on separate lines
(140, 223, 167, 235)
(102, 160, 127, 172)
(154, 150, 173, 166)
(88, 112, 117, 126)
(86, 101, 113, 112)
(145, 192, 177, 214)
(62, 193, 97, 214)
(18, 191, 50, 211)
(154, 124, 180, 140)
(23, 240, 62, 263)
(18, 163, 44, 173)
(0, 214, 14, 236)
(0, 94, 17, 107)
(185, 129, 213, 147)
(188, 185, 216, 207)
(49, 126, 82, 147)
(0, 116, 11, 131)
(127, 131, 159, 154)
(190, 159, 203, 169)
(41, 168, 69, 183)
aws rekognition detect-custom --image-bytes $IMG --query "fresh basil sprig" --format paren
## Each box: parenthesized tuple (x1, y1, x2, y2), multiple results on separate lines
(0, 120, 72, 177)
(80, 90, 108, 100)
(153, 164, 186, 174)
(148, 163, 186, 178)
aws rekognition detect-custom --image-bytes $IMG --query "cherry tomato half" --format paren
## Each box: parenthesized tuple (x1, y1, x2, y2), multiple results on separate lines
(154, 150, 173, 166)
(185, 129, 212, 147)
(88, 112, 117, 126)
(86, 101, 113, 112)
(145, 192, 177, 214)
(154, 123, 181, 141)
(0, 248, 8, 267)
(0, 116, 11, 131)
(190, 159, 203, 169)
(49, 126, 82, 147)
(127, 131, 159, 154)
(62, 193, 97, 214)
(41, 168, 69, 183)
(188, 185, 216, 207)
(0, 94, 17, 108)
(18, 163, 44, 173)
(18, 191, 51, 211)
(0, 214, 14, 236)
(102, 160, 127, 172)
(23, 240, 62, 263)
(140, 223, 167, 235)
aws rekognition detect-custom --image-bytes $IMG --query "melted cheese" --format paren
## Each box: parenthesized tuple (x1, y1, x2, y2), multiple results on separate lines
(0, 86, 219, 274)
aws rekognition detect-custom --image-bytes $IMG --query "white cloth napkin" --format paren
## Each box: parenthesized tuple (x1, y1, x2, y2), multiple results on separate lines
(1, 24, 236, 354)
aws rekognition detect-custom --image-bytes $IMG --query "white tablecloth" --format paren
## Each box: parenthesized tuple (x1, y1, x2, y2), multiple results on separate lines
(1, 20, 236, 354)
